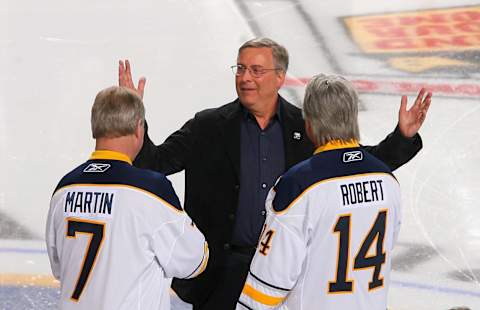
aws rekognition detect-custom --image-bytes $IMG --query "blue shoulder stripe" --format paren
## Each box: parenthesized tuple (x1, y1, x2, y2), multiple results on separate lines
(273, 148, 394, 213)
(53, 159, 182, 211)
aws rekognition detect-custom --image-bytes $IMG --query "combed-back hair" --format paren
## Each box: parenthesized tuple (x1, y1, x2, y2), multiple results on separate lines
(302, 74, 360, 146)
(91, 86, 145, 139)
(239, 37, 289, 72)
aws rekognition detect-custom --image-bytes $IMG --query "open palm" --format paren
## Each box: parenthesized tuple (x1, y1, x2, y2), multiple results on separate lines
(398, 88, 432, 138)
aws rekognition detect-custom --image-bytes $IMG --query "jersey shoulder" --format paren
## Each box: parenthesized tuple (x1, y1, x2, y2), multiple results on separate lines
(53, 159, 182, 211)
(273, 147, 395, 212)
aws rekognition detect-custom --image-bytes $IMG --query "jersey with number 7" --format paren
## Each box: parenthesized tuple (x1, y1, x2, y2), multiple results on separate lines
(237, 144, 401, 310)
(46, 151, 209, 310)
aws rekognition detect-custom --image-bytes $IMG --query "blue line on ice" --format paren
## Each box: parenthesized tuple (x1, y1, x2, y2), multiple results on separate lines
(0, 247, 46, 254)
(1, 247, 479, 299)
(392, 280, 480, 298)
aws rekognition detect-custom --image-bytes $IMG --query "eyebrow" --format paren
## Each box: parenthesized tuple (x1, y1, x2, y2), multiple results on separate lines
(236, 64, 265, 68)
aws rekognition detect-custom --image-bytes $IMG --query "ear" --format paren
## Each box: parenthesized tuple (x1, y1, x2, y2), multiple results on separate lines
(134, 119, 145, 140)
(132, 120, 145, 159)
(276, 70, 286, 89)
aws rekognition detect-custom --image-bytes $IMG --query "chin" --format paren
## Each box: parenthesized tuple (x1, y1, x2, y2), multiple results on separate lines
(239, 95, 257, 107)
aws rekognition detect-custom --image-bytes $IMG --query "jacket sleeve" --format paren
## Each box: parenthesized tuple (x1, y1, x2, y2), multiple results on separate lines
(133, 118, 195, 175)
(362, 125, 422, 171)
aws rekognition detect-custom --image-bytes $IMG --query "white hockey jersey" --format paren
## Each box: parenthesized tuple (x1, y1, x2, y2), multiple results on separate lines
(237, 141, 401, 310)
(46, 150, 208, 310)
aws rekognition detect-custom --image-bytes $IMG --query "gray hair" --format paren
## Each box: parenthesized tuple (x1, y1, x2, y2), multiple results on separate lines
(239, 37, 289, 72)
(302, 74, 360, 146)
(91, 86, 145, 139)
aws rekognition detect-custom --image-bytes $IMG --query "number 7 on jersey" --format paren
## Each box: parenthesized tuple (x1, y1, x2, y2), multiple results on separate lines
(66, 218, 105, 301)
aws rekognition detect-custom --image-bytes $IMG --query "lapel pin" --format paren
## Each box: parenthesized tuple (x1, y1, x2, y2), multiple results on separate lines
(293, 131, 302, 140)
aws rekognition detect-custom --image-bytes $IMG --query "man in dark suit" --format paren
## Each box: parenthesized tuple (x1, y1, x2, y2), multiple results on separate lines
(119, 38, 431, 310)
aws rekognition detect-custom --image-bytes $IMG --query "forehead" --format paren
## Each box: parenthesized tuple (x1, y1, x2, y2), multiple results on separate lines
(237, 47, 274, 66)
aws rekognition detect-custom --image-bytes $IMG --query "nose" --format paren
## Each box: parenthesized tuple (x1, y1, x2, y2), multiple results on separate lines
(240, 68, 253, 81)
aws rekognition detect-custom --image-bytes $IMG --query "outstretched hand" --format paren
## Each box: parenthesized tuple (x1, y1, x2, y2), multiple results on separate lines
(119, 59, 146, 99)
(398, 88, 432, 138)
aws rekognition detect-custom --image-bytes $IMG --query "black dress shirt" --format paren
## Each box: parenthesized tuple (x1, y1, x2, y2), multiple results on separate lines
(231, 105, 285, 247)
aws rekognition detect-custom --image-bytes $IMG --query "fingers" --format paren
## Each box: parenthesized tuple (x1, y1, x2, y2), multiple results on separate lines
(125, 59, 131, 79)
(137, 77, 146, 99)
(118, 59, 147, 98)
(125, 59, 134, 88)
(423, 91, 432, 106)
(416, 90, 432, 123)
(421, 91, 432, 117)
(399, 95, 407, 115)
(119, 59, 133, 88)
(407, 87, 432, 112)
(415, 87, 426, 105)
(406, 87, 425, 112)
(118, 59, 136, 88)
(417, 89, 431, 112)
(119, 60, 125, 86)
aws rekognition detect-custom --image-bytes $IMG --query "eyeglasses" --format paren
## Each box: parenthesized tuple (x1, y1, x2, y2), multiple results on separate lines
(231, 65, 281, 78)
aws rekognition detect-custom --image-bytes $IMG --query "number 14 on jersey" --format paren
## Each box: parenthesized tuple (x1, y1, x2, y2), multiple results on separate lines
(329, 210, 387, 294)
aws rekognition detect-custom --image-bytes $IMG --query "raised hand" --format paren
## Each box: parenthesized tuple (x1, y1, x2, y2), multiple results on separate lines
(398, 88, 432, 138)
(119, 59, 146, 99)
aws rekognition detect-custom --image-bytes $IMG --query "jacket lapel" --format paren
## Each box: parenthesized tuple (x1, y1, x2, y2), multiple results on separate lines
(280, 96, 308, 170)
(218, 100, 242, 179)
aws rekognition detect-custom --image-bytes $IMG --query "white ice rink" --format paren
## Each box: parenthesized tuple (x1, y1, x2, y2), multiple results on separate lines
(1, 0, 479, 309)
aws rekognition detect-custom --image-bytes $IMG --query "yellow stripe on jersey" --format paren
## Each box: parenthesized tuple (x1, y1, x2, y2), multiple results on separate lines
(54, 184, 183, 214)
(191, 242, 210, 278)
(242, 283, 285, 306)
(89, 150, 132, 165)
(314, 140, 360, 154)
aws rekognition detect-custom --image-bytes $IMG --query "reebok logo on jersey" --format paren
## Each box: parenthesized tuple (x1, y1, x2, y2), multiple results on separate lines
(83, 163, 111, 173)
(343, 151, 363, 163)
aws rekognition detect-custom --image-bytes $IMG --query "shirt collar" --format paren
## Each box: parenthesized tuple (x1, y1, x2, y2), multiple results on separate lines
(240, 98, 282, 123)
(89, 150, 132, 165)
(314, 140, 360, 154)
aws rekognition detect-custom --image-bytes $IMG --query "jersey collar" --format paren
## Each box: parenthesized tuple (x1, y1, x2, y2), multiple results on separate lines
(89, 150, 132, 165)
(314, 140, 360, 155)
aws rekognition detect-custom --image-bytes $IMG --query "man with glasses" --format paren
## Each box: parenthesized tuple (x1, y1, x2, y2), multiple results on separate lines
(119, 37, 431, 310)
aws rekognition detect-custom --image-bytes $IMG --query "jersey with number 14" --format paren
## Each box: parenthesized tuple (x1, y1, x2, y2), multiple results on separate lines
(46, 151, 208, 310)
(238, 142, 401, 310)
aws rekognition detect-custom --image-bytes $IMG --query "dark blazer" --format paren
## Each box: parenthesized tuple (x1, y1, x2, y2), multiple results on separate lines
(133, 96, 422, 305)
